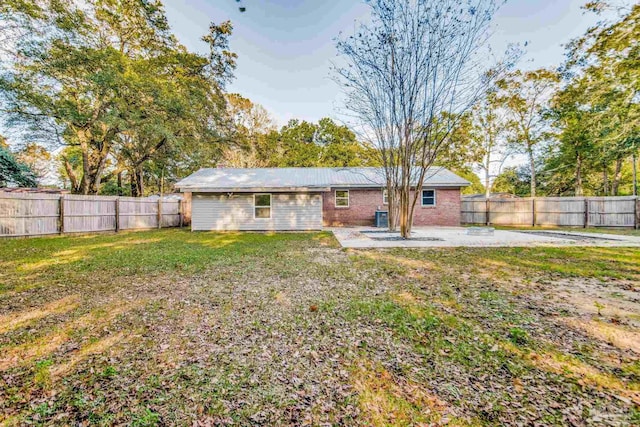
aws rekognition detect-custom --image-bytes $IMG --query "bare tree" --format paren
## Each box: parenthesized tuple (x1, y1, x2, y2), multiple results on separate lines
(335, 0, 517, 237)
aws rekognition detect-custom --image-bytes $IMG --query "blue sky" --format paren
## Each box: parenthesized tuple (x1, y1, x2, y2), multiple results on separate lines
(162, 0, 612, 126)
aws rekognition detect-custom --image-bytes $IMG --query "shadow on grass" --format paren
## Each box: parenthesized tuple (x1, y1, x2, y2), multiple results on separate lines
(0, 229, 328, 295)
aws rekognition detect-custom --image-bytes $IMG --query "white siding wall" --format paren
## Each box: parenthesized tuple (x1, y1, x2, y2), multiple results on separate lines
(192, 192, 323, 231)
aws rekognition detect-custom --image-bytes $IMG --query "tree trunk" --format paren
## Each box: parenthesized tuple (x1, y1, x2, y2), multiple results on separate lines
(575, 151, 583, 196)
(633, 152, 638, 197)
(484, 168, 491, 198)
(117, 170, 123, 196)
(129, 164, 145, 197)
(484, 149, 491, 198)
(611, 157, 623, 196)
(528, 145, 536, 198)
(399, 183, 410, 238)
(62, 157, 80, 193)
(603, 161, 609, 196)
(80, 145, 91, 195)
(89, 149, 109, 194)
(398, 153, 413, 239)
(133, 166, 144, 197)
(130, 173, 137, 197)
(386, 182, 398, 232)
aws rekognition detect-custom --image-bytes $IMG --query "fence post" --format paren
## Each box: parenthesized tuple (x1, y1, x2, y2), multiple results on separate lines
(584, 198, 589, 228)
(115, 198, 120, 232)
(485, 198, 490, 226)
(635, 197, 639, 230)
(59, 195, 65, 234)
(532, 198, 536, 227)
(179, 199, 184, 228)
(157, 198, 162, 229)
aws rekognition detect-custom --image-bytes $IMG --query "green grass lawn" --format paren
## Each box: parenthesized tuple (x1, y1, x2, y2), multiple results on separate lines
(1, 229, 639, 426)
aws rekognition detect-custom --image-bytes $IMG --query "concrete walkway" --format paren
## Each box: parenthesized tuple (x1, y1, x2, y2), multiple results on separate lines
(330, 227, 640, 248)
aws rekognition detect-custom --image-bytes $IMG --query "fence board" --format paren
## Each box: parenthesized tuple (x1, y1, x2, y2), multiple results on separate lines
(534, 197, 585, 226)
(0, 193, 183, 237)
(0, 193, 60, 236)
(489, 198, 533, 225)
(461, 196, 638, 228)
(161, 200, 181, 227)
(64, 195, 117, 233)
(119, 197, 159, 230)
(461, 200, 489, 224)
(587, 197, 636, 227)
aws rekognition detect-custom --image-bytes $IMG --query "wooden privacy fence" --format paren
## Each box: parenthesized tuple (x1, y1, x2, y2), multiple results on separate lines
(0, 193, 185, 237)
(461, 196, 640, 228)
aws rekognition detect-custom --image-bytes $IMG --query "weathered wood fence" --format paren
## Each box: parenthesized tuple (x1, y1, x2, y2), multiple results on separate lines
(461, 196, 640, 228)
(0, 193, 185, 237)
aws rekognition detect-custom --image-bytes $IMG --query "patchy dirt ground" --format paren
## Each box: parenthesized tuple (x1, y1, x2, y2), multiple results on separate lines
(0, 230, 638, 426)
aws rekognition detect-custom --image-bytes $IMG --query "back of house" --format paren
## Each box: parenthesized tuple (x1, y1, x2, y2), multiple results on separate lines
(175, 167, 469, 231)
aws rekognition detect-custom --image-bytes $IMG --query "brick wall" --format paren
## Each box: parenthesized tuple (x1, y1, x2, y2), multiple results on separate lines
(411, 188, 462, 226)
(322, 188, 462, 227)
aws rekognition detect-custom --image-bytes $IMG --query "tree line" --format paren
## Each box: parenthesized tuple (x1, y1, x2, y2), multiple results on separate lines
(473, 2, 639, 198)
(0, 0, 384, 194)
(0, 0, 637, 202)
(1, 0, 234, 195)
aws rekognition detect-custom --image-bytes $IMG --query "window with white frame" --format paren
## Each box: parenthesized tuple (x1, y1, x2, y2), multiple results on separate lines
(335, 190, 349, 207)
(382, 188, 389, 205)
(421, 189, 436, 206)
(254, 193, 271, 218)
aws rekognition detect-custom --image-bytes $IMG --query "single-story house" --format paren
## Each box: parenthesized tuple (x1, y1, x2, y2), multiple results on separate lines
(175, 167, 469, 231)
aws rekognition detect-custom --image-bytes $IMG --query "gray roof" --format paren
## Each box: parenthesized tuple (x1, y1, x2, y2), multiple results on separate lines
(176, 167, 470, 192)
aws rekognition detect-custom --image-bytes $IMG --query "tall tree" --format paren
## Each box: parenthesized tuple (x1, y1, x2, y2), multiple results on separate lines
(220, 93, 276, 167)
(1, 0, 236, 195)
(221, 117, 378, 168)
(473, 92, 512, 198)
(315, 118, 378, 167)
(336, 0, 516, 237)
(554, 2, 639, 196)
(547, 81, 597, 196)
(497, 69, 559, 196)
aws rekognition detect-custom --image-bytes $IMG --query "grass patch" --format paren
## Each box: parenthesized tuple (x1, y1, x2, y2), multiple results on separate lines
(0, 229, 638, 425)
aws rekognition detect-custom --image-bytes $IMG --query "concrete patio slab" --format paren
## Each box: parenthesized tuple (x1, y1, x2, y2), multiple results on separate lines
(330, 227, 640, 248)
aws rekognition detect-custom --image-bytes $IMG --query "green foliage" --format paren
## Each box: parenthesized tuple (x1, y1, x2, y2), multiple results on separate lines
(1, 0, 236, 195)
(542, 4, 639, 196)
(15, 142, 51, 184)
(455, 168, 485, 195)
(435, 112, 484, 172)
(220, 115, 379, 168)
(0, 143, 37, 187)
(492, 166, 531, 196)
(496, 69, 559, 197)
(1, 230, 639, 424)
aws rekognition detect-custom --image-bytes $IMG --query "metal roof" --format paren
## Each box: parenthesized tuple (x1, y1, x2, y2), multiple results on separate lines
(175, 167, 470, 192)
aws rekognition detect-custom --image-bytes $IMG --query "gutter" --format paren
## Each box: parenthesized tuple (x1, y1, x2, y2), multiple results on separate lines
(176, 186, 332, 193)
(176, 183, 470, 192)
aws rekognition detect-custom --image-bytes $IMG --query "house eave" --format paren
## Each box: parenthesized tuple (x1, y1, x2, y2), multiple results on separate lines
(178, 186, 331, 193)
(178, 183, 469, 193)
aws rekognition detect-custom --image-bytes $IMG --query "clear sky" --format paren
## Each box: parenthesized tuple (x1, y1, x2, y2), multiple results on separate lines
(162, 0, 612, 126)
